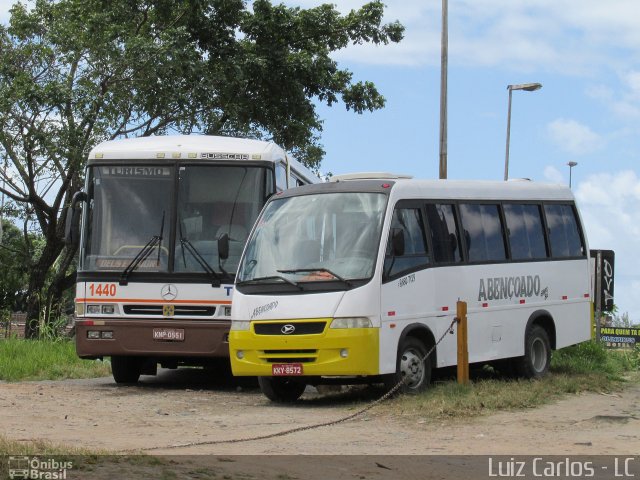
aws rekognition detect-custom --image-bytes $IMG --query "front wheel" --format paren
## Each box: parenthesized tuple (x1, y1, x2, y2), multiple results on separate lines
(516, 325, 551, 379)
(110, 356, 142, 384)
(258, 376, 306, 402)
(384, 337, 431, 394)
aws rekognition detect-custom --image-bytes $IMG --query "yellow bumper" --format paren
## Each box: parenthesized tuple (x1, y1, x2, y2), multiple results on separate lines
(229, 319, 379, 377)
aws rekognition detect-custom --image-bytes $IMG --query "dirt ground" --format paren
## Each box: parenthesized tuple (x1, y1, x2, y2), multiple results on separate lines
(1, 369, 639, 478)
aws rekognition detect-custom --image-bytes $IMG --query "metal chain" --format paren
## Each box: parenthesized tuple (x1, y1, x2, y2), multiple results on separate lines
(140, 317, 458, 452)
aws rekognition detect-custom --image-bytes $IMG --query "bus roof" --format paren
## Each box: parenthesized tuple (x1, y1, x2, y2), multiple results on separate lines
(282, 178, 576, 202)
(388, 178, 576, 202)
(88, 135, 317, 183)
(89, 135, 286, 160)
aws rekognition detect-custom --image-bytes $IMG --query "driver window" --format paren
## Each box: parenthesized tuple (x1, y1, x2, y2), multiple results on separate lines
(383, 205, 430, 280)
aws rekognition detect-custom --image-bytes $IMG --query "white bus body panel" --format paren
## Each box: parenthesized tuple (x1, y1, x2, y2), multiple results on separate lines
(231, 178, 592, 379)
(379, 261, 591, 374)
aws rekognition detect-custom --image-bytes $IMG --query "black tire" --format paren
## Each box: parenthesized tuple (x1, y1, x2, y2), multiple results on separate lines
(111, 356, 142, 384)
(516, 325, 551, 379)
(258, 376, 306, 402)
(384, 337, 432, 394)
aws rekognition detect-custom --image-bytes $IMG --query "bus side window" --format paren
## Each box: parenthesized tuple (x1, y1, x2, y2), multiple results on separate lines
(425, 203, 462, 263)
(290, 173, 305, 187)
(503, 203, 548, 260)
(544, 204, 584, 258)
(275, 163, 288, 192)
(459, 203, 507, 263)
(383, 206, 430, 280)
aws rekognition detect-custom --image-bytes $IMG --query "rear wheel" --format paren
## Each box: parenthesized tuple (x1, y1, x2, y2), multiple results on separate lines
(516, 325, 551, 379)
(110, 356, 142, 384)
(258, 376, 306, 402)
(384, 337, 431, 394)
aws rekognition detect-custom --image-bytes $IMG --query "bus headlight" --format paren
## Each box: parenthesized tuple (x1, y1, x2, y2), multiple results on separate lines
(102, 305, 115, 314)
(87, 305, 101, 314)
(86, 304, 118, 315)
(230, 320, 250, 331)
(330, 317, 372, 329)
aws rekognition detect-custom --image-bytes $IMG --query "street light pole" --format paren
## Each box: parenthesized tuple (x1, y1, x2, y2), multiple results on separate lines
(567, 161, 578, 188)
(438, 0, 448, 180)
(504, 82, 542, 181)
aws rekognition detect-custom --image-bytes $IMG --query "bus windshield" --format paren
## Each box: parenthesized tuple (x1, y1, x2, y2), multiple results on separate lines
(237, 192, 387, 288)
(79, 164, 267, 275)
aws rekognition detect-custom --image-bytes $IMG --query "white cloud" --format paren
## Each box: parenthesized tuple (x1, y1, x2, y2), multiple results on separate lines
(585, 84, 614, 102)
(547, 118, 604, 155)
(0, 1, 13, 23)
(587, 71, 640, 120)
(610, 71, 640, 118)
(288, 0, 640, 74)
(6, 0, 640, 74)
(543, 166, 564, 184)
(623, 71, 640, 99)
(575, 170, 640, 320)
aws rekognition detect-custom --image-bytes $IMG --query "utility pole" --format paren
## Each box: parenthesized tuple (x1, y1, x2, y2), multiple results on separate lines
(0, 156, 6, 244)
(438, 0, 448, 179)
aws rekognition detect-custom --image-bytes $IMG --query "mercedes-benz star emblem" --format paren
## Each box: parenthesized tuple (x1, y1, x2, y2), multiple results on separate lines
(161, 284, 178, 301)
(281, 324, 295, 335)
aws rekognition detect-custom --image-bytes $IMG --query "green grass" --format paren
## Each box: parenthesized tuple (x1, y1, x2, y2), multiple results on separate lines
(0, 435, 101, 456)
(552, 340, 639, 376)
(0, 338, 111, 381)
(389, 341, 640, 421)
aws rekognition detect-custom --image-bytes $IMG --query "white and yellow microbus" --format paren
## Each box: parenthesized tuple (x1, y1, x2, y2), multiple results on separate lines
(229, 175, 592, 401)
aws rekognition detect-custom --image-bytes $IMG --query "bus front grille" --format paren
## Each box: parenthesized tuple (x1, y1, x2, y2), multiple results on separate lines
(262, 349, 318, 363)
(254, 322, 326, 335)
(123, 305, 216, 316)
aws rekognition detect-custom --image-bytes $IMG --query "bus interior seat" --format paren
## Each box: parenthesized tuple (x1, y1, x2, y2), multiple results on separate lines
(294, 239, 322, 267)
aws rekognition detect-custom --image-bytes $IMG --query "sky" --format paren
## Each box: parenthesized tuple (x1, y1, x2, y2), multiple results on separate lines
(294, 0, 640, 321)
(2, 1, 640, 320)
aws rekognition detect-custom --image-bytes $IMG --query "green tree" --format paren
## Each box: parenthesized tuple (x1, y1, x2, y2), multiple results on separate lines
(0, 219, 32, 313)
(0, 0, 403, 337)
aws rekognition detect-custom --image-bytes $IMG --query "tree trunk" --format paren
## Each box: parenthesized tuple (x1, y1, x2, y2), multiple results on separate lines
(23, 239, 65, 339)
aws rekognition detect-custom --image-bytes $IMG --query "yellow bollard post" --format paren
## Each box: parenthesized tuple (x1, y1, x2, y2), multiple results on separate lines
(456, 300, 469, 385)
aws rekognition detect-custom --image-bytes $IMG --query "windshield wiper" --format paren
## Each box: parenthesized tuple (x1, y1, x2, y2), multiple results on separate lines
(120, 211, 165, 286)
(177, 219, 227, 286)
(237, 275, 303, 290)
(179, 237, 223, 286)
(277, 268, 353, 288)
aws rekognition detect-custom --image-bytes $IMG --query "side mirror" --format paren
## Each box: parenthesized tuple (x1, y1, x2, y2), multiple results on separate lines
(64, 191, 87, 246)
(391, 228, 405, 257)
(218, 233, 229, 260)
